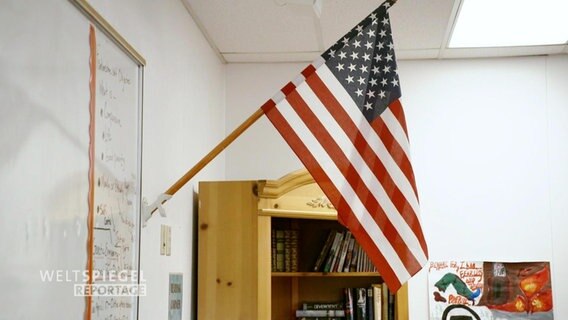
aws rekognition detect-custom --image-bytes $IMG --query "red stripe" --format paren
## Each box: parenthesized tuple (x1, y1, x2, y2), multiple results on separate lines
(306, 73, 428, 259)
(281, 82, 296, 96)
(373, 99, 419, 198)
(285, 88, 421, 273)
(388, 99, 409, 137)
(263, 104, 402, 290)
(301, 64, 317, 78)
(261, 99, 276, 113)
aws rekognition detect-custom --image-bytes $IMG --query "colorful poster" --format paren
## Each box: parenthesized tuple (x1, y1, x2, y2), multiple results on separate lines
(429, 261, 553, 320)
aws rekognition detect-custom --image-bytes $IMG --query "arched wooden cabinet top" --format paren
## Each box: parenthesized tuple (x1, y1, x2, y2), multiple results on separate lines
(257, 169, 338, 220)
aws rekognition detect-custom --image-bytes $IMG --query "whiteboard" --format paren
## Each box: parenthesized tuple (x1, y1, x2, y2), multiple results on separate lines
(0, 0, 144, 319)
(88, 12, 144, 320)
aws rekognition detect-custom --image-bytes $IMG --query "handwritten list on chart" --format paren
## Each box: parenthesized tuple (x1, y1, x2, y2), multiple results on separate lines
(92, 33, 140, 320)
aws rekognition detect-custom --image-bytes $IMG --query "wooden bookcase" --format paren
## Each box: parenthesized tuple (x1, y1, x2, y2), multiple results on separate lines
(197, 169, 408, 319)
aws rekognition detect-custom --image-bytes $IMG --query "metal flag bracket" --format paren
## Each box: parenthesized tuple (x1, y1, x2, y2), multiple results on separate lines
(142, 193, 172, 227)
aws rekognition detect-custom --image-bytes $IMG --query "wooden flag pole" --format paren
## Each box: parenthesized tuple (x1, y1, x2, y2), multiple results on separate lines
(165, 107, 264, 195)
(147, 107, 265, 216)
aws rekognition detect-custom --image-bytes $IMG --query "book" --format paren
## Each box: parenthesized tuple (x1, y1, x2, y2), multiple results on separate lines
(275, 230, 285, 272)
(355, 287, 367, 320)
(297, 318, 345, 320)
(342, 237, 356, 272)
(387, 288, 395, 320)
(344, 288, 355, 320)
(323, 231, 344, 272)
(313, 230, 336, 272)
(289, 229, 299, 272)
(366, 251, 371, 272)
(336, 231, 352, 272)
(381, 284, 388, 320)
(284, 230, 292, 272)
(350, 242, 360, 272)
(366, 287, 374, 320)
(364, 252, 370, 272)
(372, 284, 382, 320)
(301, 302, 344, 310)
(295, 309, 346, 317)
(271, 231, 276, 271)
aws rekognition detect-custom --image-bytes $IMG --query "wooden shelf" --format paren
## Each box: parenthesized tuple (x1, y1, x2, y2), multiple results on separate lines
(272, 272, 380, 277)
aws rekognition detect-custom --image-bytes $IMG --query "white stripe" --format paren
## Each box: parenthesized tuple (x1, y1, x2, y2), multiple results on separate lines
(295, 82, 427, 265)
(292, 74, 305, 87)
(275, 97, 411, 281)
(272, 91, 286, 105)
(311, 56, 325, 69)
(380, 108, 411, 158)
(315, 65, 420, 220)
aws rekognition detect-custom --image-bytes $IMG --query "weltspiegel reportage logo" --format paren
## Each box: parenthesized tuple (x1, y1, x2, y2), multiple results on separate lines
(40, 269, 146, 297)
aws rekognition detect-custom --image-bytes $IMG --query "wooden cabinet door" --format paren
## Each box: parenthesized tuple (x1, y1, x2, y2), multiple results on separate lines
(198, 181, 260, 320)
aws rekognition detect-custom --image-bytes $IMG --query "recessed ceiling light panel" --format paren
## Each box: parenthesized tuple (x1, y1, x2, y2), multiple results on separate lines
(449, 0, 568, 48)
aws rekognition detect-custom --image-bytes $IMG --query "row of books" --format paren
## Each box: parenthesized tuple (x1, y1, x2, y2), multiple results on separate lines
(295, 284, 395, 320)
(271, 229, 299, 272)
(345, 285, 396, 320)
(295, 301, 345, 320)
(313, 230, 378, 273)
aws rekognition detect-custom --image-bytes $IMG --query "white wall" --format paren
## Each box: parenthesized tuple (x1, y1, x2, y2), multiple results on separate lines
(225, 63, 305, 180)
(225, 55, 568, 318)
(0, 0, 225, 319)
(546, 55, 568, 318)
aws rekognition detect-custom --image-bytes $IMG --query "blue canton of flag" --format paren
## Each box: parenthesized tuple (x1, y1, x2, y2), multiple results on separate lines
(323, 5, 401, 122)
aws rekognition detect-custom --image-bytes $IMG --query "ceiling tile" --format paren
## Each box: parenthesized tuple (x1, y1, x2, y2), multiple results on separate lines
(187, 0, 322, 53)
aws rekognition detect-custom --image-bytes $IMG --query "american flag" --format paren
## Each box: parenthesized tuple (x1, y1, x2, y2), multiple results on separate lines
(261, 1, 428, 291)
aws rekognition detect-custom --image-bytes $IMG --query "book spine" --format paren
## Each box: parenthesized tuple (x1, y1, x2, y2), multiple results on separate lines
(284, 230, 291, 272)
(372, 284, 382, 320)
(344, 288, 355, 320)
(302, 302, 344, 310)
(271, 231, 276, 271)
(296, 317, 345, 320)
(290, 229, 299, 272)
(381, 284, 388, 320)
(357, 244, 363, 272)
(313, 230, 336, 272)
(355, 287, 367, 320)
(336, 231, 352, 272)
(329, 231, 346, 272)
(323, 231, 344, 272)
(387, 289, 395, 320)
(366, 287, 374, 320)
(275, 230, 285, 272)
(296, 309, 346, 317)
(343, 237, 356, 272)
(350, 242, 359, 272)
